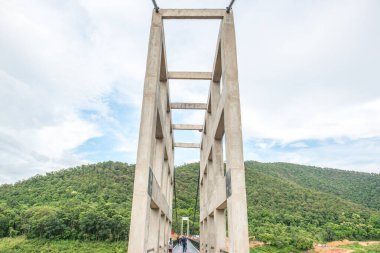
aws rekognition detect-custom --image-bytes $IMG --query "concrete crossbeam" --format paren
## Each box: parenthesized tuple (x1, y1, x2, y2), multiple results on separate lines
(174, 142, 201, 148)
(168, 71, 212, 80)
(171, 103, 208, 110)
(160, 9, 226, 19)
(172, 124, 203, 131)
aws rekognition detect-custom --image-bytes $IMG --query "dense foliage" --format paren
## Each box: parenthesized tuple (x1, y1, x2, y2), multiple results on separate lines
(0, 160, 379, 252)
(0, 162, 134, 241)
(245, 161, 380, 250)
(249, 161, 380, 210)
(0, 236, 125, 253)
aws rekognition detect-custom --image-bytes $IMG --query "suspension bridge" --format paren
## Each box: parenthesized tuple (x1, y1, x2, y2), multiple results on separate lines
(128, 1, 250, 252)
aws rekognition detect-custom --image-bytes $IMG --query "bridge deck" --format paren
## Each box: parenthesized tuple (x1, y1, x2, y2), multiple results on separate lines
(173, 241, 199, 253)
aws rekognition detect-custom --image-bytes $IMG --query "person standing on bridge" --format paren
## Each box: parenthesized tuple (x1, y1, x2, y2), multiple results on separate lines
(168, 238, 173, 252)
(181, 236, 187, 252)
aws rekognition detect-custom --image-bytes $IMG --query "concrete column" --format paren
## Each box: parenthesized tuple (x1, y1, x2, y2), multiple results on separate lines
(212, 139, 226, 251)
(221, 12, 250, 253)
(204, 218, 208, 252)
(164, 218, 168, 252)
(207, 160, 214, 211)
(214, 209, 226, 252)
(153, 138, 164, 185)
(159, 212, 165, 253)
(200, 221, 204, 253)
(187, 218, 190, 236)
(127, 11, 163, 253)
(162, 161, 169, 198)
(211, 81, 221, 120)
(180, 218, 184, 236)
(147, 208, 160, 251)
(208, 214, 216, 253)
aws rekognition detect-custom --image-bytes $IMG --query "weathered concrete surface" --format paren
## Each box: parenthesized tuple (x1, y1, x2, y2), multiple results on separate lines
(172, 124, 203, 131)
(161, 9, 225, 19)
(171, 103, 208, 110)
(174, 142, 201, 149)
(168, 71, 212, 80)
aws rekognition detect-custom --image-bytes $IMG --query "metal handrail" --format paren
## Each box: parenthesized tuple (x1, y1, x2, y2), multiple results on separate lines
(189, 238, 200, 250)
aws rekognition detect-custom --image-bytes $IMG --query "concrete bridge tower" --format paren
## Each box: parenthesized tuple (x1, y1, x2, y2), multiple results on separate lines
(128, 8, 250, 253)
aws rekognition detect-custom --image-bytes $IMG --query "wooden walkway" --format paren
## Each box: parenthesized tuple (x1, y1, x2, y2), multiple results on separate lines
(173, 241, 199, 253)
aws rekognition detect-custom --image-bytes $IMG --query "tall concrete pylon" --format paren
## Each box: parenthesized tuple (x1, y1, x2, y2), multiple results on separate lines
(181, 217, 190, 237)
(128, 9, 249, 253)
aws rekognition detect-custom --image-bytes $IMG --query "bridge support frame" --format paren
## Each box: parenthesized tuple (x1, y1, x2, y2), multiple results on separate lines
(199, 11, 250, 253)
(128, 9, 249, 253)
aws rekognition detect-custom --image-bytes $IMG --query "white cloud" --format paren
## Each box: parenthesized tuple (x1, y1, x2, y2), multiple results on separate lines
(245, 138, 380, 173)
(0, 0, 379, 183)
(0, 0, 148, 183)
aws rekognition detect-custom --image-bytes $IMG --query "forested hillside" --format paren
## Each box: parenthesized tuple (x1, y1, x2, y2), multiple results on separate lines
(0, 161, 379, 252)
(0, 162, 134, 241)
(247, 161, 380, 210)
(174, 162, 380, 251)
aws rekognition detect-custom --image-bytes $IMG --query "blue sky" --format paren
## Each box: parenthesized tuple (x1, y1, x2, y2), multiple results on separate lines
(1, 0, 380, 184)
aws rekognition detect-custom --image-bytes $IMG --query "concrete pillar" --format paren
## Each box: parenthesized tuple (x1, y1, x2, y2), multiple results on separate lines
(200, 221, 204, 253)
(208, 214, 215, 253)
(204, 218, 208, 252)
(127, 11, 163, 253)
(214, 209, 226, 252)
(222, 12, 250, 253)
(147, 208, 160, 251)
(159, 212, 165, 252)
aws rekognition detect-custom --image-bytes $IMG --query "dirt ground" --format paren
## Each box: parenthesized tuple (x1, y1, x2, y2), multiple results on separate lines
(248, 239, 380, 253)
(249, 241, 266, 248)
(307, 240, 380, 253)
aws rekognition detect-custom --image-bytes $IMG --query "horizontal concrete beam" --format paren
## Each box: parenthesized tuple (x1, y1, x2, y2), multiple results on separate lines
(160, 9, 226, 19)
(170, 103, 208, 110)
(172, 124, 203, 131)
(168, 72, 212, 80)
(174, 142, 201, 148)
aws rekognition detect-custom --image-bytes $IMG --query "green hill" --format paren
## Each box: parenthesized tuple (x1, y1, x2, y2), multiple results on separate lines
(0, 161, 379, 252)
(247, 161, 380, 210)
(173, 162, 380, 250)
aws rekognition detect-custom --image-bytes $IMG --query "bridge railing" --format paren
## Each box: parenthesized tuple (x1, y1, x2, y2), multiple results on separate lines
(189, 238, 200, 250)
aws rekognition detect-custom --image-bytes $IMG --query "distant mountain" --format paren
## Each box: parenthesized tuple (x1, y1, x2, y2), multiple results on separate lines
(247, 161, 380, 210)
(0, 161, 379, 251)
(175, 161, 380, 250)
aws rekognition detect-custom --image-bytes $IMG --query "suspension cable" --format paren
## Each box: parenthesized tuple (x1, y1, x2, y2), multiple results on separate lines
(151, 0, 159, 13)
(226, 0, 236, 13)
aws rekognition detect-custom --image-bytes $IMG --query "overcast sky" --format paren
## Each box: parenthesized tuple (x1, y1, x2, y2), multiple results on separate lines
(1, 0, 379, 184)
